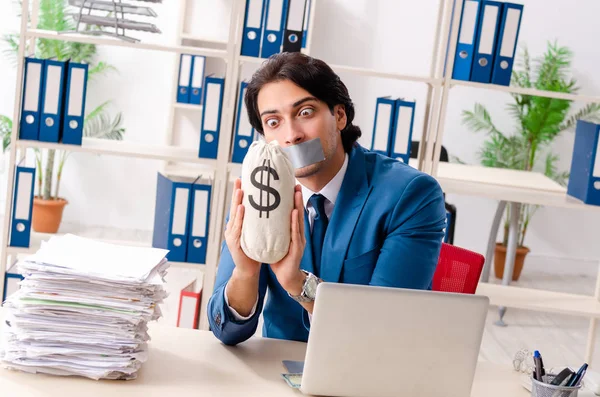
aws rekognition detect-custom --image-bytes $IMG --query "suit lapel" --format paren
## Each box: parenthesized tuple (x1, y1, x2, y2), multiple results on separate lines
(321, 145, 372, 282)
(300, 209, 315, 275)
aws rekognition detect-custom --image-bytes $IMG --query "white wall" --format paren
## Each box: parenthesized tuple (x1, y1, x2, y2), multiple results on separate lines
(0, 0, 599, 262)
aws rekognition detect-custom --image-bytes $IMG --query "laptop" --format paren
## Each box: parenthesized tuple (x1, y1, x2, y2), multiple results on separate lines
(300, 283, 489, 397)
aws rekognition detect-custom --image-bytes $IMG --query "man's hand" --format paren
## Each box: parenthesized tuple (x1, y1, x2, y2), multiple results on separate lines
(224, 178, 261, 317)
(270, 185, 306, 296)
(225, 178, 261, 277)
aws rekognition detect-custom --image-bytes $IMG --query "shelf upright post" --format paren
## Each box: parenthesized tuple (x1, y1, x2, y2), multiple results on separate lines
(0, 0, 31, 303)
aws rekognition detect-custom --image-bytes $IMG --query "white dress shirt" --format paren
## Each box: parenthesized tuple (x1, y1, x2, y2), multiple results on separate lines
(225, 154, 350, 321)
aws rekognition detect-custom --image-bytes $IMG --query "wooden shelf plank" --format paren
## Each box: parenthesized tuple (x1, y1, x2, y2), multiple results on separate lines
(173, 102, 203, 111)
(16, 137, 218, 166)
(451, 79, 600, 105)
(239, 56, 440, 85)
(436, 163, 600, 211)
(27, 29, 228, 59)
(180, 33, 228, 47)
(328, 63, 440, 85)
(476, 283, 600, 318)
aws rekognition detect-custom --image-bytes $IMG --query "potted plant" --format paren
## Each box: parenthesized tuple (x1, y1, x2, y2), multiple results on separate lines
(461, 41, 600, 281)
(1, 0, 125, 233)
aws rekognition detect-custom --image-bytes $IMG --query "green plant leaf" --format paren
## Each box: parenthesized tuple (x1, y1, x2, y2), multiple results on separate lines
(479, 134, 528, 170)
(83, 111, 125, 140)
(558, 103, 600, 132)
(0, 115, 13, 152)
(88, 61, 117, 81)
(461, 103, 505, 137)
(85, 101, 112, 122)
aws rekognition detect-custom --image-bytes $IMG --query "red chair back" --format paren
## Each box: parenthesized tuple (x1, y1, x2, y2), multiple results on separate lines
(432, 243, 484, 294)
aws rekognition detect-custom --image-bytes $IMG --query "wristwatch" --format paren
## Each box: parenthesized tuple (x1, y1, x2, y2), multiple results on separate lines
(288, 270, 322, 303)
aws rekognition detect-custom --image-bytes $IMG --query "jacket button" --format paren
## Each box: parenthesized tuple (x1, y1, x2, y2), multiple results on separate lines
(215, 312, 222, 327)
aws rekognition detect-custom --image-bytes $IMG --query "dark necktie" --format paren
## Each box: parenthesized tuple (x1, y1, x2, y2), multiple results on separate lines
(308, 194, 328, 277)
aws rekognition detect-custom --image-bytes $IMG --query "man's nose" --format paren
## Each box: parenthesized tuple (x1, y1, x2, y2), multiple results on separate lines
(284, 123, 304, 146)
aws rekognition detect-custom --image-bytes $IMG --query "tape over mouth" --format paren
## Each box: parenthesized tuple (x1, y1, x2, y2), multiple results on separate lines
(282, 138, 326, 169)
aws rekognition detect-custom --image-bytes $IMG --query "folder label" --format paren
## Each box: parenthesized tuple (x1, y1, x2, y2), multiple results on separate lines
(247, 0, 264, 32)
(191, 56, 205, 92)
(266, 0, 284, 42)
(478, 5, 500, 60)
(373, 103, 392, 152)
(24, 62, 42, 117)
(238, 89, 253, 142)
(14, 172, 33, 224)
(203, 83, 220, 133)
(192, 190, 208, 238)
(67, 68, 85, 120)
(499, 8, 520, 61)
(43, 65, 63, 126)
(459, 1, 479, 49)
(5, 275, 23, 301)
(287, 0, 305, 40)
(172, 188, 189, 238)
(179, 55, 192, 92)
(393, 106, 413, 161)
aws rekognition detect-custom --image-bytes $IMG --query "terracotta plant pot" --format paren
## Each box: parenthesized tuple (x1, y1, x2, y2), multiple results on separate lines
(32, 197, 68, 233)
(494, 243, 530, 281)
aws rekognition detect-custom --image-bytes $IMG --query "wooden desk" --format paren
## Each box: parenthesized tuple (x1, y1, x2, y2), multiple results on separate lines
(0, 311, 527, 397)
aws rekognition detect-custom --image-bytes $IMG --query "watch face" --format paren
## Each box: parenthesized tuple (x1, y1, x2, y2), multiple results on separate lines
(304, 275, 319, 299)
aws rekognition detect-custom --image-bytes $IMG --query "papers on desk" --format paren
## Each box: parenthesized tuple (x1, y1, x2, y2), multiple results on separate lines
(0, 234, 170, 380)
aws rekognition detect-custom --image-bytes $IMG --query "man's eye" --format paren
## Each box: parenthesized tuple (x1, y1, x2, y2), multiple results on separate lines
(266, 119, 278, 128)
(300, 108, 314, 116)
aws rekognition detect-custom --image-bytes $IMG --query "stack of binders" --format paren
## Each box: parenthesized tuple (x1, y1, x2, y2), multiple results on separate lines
(567, 120, 600, 206)
(450, 0, 524, 86)
(176, 54, 206, 105)
(231, 81, 259, 164)
(152, 173, 213, 264)
(370, 96, 416, 164)
(198, 75, 225, 159)
(19, 57, 89, 145)
(240, 0, 311, 58)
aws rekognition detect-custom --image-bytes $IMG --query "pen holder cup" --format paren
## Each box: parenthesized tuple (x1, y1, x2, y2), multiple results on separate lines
(531, 375, 581, 397)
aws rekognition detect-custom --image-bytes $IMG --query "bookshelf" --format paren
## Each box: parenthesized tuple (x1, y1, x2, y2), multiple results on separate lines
(2, 0, 600, 364)
(433, 0, 600, 366)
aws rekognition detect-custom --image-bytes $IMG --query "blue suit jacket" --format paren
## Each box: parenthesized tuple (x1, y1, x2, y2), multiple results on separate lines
(208, 144, 447, 345)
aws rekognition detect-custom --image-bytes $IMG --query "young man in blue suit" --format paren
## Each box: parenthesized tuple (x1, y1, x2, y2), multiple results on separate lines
(208, 52, 447, 345)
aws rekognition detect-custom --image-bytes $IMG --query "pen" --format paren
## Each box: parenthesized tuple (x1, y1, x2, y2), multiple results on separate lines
(533, 351, 543, 382)
(567, 363, 588, 387)
(538, 351, 546, 377)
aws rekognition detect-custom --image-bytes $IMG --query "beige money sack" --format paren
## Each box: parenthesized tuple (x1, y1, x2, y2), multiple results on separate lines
(241, 140, 296, 263)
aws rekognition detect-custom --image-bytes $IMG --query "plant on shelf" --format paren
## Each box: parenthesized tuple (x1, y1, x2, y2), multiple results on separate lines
(0, 0, 125, 233)
(461, 40, 600, 281)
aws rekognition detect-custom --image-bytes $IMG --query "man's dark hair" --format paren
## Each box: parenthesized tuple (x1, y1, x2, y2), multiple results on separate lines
(244, 52, 361, 153)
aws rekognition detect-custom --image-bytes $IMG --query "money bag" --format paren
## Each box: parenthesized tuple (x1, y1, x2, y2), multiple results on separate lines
(240, 139, 296, 264)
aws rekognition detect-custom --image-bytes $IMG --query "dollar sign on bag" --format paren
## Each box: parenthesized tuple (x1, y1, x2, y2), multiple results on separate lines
(249, 159, 281, 218)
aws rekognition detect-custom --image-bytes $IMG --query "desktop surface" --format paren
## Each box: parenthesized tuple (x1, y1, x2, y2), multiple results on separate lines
(0, 308, 527, 396)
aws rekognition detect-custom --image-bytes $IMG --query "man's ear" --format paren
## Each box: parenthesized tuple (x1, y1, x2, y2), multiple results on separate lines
(334, 104, 347, 132)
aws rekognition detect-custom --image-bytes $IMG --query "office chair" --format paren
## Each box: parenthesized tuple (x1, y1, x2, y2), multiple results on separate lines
(431, 243, 484, 294)
(410, 141, 456, 244)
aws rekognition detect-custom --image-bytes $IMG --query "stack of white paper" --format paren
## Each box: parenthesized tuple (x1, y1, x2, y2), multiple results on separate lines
(0, 234, 170, 380)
